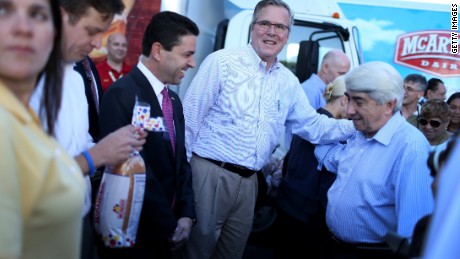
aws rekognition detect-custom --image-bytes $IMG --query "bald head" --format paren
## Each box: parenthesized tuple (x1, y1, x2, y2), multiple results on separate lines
(318, 49, 351, 85)
(107, 33, 128, 64)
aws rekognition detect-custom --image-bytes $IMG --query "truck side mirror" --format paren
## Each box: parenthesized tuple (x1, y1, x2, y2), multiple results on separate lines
(214, 19, 229, 51)
(295, 40, 319, 83)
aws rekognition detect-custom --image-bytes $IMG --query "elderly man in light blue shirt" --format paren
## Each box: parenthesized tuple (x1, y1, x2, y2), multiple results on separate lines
(315, 61, 433, 257)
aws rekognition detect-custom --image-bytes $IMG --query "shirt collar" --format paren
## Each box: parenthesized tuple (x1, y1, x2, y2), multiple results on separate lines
(137, 58, 165, 98)
(247, 43, 281, 72)
(0, 82, 39, 126)
(365, 112, 405, 146)
(310, 73, 327, 92)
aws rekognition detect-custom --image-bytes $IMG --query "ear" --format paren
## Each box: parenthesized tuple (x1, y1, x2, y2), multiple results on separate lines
(323, 63, 329, 73)
(340, 95, 347, 106)
(60, 6, 70, 24)
(386, 99, 397, 115)
(426, 89, 432, 98)
(150, 42, 162, 61)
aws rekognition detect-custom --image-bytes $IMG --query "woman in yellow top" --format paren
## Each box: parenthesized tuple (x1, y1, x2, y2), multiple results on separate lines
(0, 0, 85, 258)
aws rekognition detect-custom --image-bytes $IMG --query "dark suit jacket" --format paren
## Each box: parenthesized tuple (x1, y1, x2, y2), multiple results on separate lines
(98, 66, 195, 258)
(74, 57, 104, 142)
(276, 108, 337, 224)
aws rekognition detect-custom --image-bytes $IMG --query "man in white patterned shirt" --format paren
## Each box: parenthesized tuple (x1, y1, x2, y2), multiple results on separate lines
(181, 0, 355, 258)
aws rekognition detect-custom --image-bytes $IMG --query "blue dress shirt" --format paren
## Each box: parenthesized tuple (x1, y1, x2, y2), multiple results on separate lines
(315, 112, 434, 243)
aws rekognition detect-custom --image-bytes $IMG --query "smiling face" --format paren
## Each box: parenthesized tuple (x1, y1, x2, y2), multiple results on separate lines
(0, 0, 54, 86)
(107, 33, 127, 63)
(403, 81, 424, 106)
(418, 116, 449, 143)
(418, 99, 451, 144)
(345, 91, 395, 138)
(250, 5, 290, 68)
(157, 34, 196, 85)
(61, 7, 113, 62)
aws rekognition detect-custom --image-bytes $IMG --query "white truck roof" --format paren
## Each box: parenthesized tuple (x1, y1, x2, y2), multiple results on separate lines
(230, 0, 345, 18)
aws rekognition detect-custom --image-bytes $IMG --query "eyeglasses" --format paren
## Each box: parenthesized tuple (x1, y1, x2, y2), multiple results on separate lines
(418, 118, 442, 128)
(404, 85, 421, 92)
(254, 20, 290, 34)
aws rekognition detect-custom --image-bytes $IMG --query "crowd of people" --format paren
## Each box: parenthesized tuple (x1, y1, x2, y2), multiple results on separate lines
(1, 0, 459, 259)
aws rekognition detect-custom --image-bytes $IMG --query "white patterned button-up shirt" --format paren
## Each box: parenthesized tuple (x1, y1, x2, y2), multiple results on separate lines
(184, 44, 355, 170)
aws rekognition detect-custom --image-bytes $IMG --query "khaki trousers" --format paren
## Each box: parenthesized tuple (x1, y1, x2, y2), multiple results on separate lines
(181, 155, 258, 259)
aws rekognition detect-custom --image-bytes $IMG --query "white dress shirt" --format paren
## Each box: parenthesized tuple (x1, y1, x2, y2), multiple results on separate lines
(30, 64, 94, 217)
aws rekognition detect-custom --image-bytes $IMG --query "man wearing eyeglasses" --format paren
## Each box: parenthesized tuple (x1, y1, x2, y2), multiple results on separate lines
(181, 0, 355, 258)
(315, 61, 433, 259)
(400, 74, 427, 127)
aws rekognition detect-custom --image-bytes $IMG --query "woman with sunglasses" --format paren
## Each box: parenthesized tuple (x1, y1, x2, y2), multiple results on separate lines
(447, 92, 460, 133)
(418, 99, 453, 151)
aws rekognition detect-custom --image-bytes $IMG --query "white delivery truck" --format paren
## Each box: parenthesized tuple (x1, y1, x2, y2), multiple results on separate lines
(162, 0, 363, 102)
(338, 0, 460, 97)
(89, 0, 362, 153)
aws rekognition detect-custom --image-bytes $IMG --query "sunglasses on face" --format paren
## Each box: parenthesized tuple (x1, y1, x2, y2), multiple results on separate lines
(418, 118, 442, 128)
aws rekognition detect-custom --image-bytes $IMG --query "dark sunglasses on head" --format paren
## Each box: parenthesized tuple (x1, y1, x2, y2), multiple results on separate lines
(418, 118, 442, 128)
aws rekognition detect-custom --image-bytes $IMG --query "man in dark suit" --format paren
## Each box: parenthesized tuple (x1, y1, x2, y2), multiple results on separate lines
(74, 56, 104, 259)
(75, 56, 104, 142)
(98, 11, 199, 258)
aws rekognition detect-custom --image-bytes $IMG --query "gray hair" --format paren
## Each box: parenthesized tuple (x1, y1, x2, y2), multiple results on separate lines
(250, 0, 293, 31)
(346, 61, 404, 113)
(404, 74, 428, 92)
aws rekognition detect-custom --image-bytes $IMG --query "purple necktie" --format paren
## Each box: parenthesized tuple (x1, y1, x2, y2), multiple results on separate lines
(82, 56, 99, 113)
(161, 87, 175, 155)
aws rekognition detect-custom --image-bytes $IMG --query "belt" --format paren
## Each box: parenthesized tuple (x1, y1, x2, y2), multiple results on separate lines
(194, 153, 259, 178)
(331, 234, 390, 251)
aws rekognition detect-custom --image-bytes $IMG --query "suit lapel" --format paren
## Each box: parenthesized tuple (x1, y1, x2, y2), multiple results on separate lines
(131, 67, 176, 161)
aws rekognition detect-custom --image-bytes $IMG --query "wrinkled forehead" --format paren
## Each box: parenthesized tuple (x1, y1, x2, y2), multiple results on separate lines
(111, 34, 127, 43)
(345, 90, 371, 100)
(256, 5, 290, 24)
(404, 81, 421, 88)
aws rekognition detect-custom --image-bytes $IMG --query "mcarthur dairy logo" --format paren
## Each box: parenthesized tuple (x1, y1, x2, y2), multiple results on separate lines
(394, 30, 460, 77)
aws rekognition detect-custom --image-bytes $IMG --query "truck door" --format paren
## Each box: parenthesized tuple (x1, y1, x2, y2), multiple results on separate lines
(281, 20, 359, 84)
